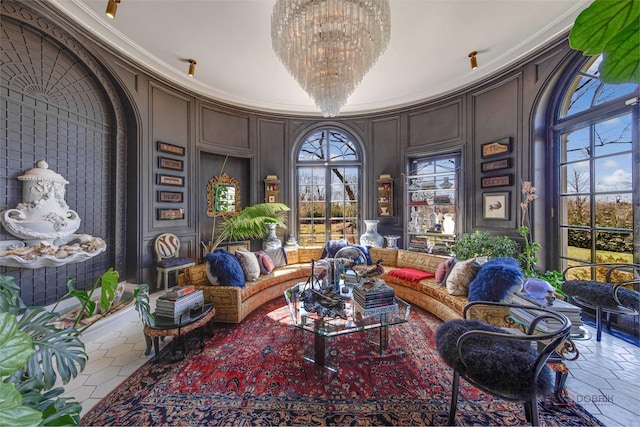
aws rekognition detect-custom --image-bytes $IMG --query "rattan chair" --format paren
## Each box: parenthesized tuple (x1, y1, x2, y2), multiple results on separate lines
(154, 233, 195, 290)
(436, 301, 571, 426)
(562, 263, 640, 341)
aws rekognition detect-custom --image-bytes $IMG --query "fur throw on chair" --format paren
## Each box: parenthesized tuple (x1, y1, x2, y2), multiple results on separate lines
(436, 319, 553, 401)
(562, 280, 640, 310)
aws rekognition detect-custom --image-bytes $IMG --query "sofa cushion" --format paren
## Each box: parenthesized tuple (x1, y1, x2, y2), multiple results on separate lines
(205, 249, 245, 287)
(236, 249, 261, 281)
(321, 239, 349, 258)
(387, 267, 435, 283)
(436, 257, 457, 285)
(468, 257, 523, 302)
(264, 247, 288, 268)
(397, 250, 445, 273)
(446, 258, 482, 296)
(369, 247, 398, 267)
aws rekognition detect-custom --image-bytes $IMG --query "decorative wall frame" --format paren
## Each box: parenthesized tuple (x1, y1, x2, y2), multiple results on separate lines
(481, 158, 512, 172)
(481, 174, 513, 188)
(157, 191, 183, 203)
(158, 156, 184, 171)
(481, 137, 512, 158)
(157, 141, 185, 156)
(157, 174, 184, 187)
(157, 208, 185, 220)
(206, 172, 240, 217)
(483, 192, 509, 220)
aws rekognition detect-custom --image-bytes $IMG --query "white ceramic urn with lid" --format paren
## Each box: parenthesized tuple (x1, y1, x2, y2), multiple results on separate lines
(1, 160, 81, 244)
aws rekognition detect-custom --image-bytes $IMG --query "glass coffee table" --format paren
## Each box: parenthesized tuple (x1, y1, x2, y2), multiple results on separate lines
(284, 282, 411, 371)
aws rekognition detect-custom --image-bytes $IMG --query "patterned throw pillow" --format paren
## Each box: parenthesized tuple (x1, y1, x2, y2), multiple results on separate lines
(235, 249, 261, 281)
(446, 258, 483, 296)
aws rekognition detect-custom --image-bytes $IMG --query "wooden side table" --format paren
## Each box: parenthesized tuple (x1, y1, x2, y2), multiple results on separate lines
(144, 303, 215, 360)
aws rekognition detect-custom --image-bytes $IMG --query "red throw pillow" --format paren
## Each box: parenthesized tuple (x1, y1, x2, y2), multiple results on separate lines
(388, 267, 435, 283)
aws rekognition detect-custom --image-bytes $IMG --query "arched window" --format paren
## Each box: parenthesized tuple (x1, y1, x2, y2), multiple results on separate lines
(295, 127, 362, 246)
(553, 55, 639, 270)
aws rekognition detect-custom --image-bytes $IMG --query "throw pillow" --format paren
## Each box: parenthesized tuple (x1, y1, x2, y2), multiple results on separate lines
(467, 257, 524, 302)
(254, 250, 275, 275)
(321, 239, 349, 258)
(387, 267, 435, 283)
(435, 257, 457, 286)
(204, 264, 220, 286)
(446, 258, 483, 296)
(265, 247, 288, 268)
(235, 249, 261, 281)
(205, 249, 245, 287)
(351, 244, 373, 265)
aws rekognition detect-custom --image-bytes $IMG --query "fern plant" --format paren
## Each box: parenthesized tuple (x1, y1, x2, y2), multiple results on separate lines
(210, 202, 290, 251)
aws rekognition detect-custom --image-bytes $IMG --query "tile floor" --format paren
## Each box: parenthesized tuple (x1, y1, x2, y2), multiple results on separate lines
(60, 288, 640, 426)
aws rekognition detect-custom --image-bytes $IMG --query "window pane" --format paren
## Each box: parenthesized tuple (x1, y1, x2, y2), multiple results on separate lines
(595, 83, 639, 106)
(561, 162, 590, 194)
(593, 114, 633, 158)
(561, 127, 590, 164)
(566, 228, 592, 258)
(298, 131, 326, 161)
(561, 75, 598, 117)
(594, 195, 633, 229)
(594, 154, 633, 194)
(563, 194, 591, 226)
(328, 131, 357, 161)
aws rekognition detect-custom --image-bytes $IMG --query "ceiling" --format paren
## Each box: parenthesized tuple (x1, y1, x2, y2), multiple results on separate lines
(49, 0, 590, 117)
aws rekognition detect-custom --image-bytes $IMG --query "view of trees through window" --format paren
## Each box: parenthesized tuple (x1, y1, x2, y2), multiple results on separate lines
(556, 56, 638, 279)
(296, 128, 361, 246)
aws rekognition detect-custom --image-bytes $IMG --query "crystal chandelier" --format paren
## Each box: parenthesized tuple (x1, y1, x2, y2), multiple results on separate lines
(271, 0, 391, 117)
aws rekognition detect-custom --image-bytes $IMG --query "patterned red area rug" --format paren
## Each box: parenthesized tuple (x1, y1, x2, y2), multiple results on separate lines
(82, 298, 603, 426)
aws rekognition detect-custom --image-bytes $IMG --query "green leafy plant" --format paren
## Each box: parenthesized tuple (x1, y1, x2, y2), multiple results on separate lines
(0, 274, 87, 425)
(51, 268, 121, 332)
(449, 230, 519, 260)
(569, 0, 639, 84)
(210, 202, 290, 252)
(133, 283, 154, 327)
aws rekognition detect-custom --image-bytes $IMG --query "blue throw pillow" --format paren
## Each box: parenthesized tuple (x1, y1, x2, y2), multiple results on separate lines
(351, 244, 373, 265)
(321, 239, 349, 258)
(205, 249, 245, 287)
(467, 257, 523, 302)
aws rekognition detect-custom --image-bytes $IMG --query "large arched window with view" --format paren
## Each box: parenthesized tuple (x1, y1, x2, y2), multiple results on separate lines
(295, 128, 361, 246)
(554, 55, 639, 272)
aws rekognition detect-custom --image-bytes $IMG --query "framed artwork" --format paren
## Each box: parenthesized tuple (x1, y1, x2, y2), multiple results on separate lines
(158, 156, 184, 171)
(157, 174, 184, 187)
(483, 192, 509, 220)
(157, 191, 183, 203)
(481, 174, 513, 188)
(481, 158, 512, 173)
(267, 195, 276, 203)
(481, 137, 512, 158)
(157, 208, 185, 220)
(157, 141, 185, 156)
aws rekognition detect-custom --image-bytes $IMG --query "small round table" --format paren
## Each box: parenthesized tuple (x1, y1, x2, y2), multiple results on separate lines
(144, 303, 215, 361)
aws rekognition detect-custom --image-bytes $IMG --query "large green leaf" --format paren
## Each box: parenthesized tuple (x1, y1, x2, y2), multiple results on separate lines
(0, 383, 43, 426)
(133, 284, 154, 327)
(0, 313, 35, 376)
(569, 0, 640, 84)
(0, 274, 25, 315)
(16, 308, 87, 388)
(600, 19, 640, 83)
(99, 268, 120, 313)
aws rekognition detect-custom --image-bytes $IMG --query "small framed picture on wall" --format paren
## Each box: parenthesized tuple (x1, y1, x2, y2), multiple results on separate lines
(483, 192, 510, 220)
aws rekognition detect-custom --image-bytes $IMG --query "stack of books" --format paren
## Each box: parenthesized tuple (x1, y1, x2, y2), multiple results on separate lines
(510, 293, 584, 336)
(353, 279, 397, 316)
(155, 287, 204, 324)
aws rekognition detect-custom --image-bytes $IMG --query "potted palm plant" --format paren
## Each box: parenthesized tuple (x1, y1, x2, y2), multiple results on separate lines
(208, 202, 290, 252)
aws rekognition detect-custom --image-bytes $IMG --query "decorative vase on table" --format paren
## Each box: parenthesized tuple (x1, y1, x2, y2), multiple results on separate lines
(262, 222, 281, 250)
(359, 220, 384, 248)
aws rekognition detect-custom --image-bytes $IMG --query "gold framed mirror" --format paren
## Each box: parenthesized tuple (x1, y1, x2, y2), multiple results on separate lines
(206, 172, 240, 217)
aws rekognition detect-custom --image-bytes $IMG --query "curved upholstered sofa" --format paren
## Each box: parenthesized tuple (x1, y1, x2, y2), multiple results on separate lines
(178, 245, 477, 324)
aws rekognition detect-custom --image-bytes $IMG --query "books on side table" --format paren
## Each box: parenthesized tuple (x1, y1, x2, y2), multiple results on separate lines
(353, 279, 398, 317)
(510, 293, 584, 336)
(155, 288, 204, 324)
